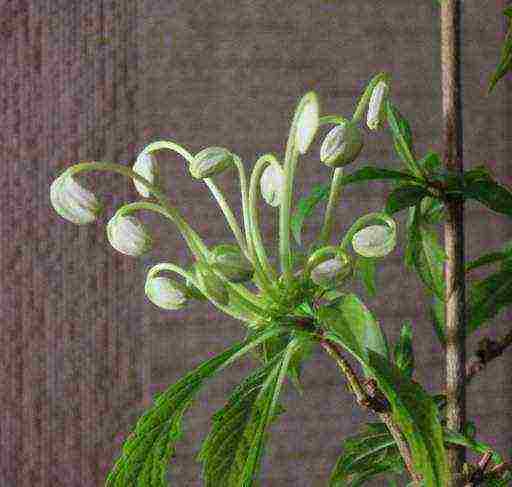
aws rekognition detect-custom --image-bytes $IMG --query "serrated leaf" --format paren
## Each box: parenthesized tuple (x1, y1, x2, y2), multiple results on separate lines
(318, 294, 389, 368)
(105, 326, 288, 487)
(463, 179, 512, 216)
(394, 321, 414, 379)
(291, 184, 330, 245)
(467, 269, 512, 333)
(355, 256, 378, 297)
(368, 352, 448, 487)
(339, 166, 419, 186)
(329, 422, 404, 487)
(386, 185, 429, 214)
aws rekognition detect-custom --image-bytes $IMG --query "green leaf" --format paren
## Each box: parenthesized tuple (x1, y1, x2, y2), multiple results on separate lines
(393, 321, 414, 379)
(198, 352, 287, 487)
(386, 185, 429, 214)
(467, 269, 512, 333)
(385, 102, 419, 176)
(318, 294, 389, 368)
(291, 183, 330, 245)
(329, 422, 404, 486)
(430, 295, 446, 347)
(368, 352, 449, 487)
(340, 166, 419, 186)
(466, 250, 512, 272)
(463, 179, 512, 216)
(489, 15, 512, 92)
(355, 256, 377, 297)
(105, 326, 288, 487)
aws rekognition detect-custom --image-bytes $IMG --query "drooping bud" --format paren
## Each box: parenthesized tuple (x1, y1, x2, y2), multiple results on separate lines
(133, 151, 158, 197)
(320, 121, 363, 168)
(145, 276, 189, 310)
(106, 214, 152, 257)
(352, 224, 396, 258)
(310, 255, 352, 289)
(190, 147, 234, 179)
(210, 244, 254, 283)
(50, 173, 103, 225)
(194, 262, 229, 305)
(260, 162, 284, 207)
(367, 80, 388, 131)
(295, 92, 319, 154)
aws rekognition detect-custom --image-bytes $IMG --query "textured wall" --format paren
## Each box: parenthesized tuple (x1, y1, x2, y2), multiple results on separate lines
(1, 0, 511, 486)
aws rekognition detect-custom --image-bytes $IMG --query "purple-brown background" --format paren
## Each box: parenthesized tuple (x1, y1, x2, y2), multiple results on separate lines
(1, 0, 512, 485)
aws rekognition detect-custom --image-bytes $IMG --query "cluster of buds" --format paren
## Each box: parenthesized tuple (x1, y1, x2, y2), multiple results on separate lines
(50, 73, 394, 327)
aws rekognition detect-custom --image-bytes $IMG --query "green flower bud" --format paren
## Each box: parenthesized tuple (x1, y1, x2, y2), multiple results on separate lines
(210, 244, 254, 283)
(50, 173, 103, 225)
(320, 121, 363, 168)
(352, 224, 396, 258)
(145, 276, 189, 310)
(295, 92, 319, 154)
(260, 162, 284, 207)
(310, 255, 352, 289)
(194, 262, 229, 305)
(190, 147, 234, 179)
(106, 214, 152, 257)
(133, 151, 158, 197)
(367, 80, 388, 131)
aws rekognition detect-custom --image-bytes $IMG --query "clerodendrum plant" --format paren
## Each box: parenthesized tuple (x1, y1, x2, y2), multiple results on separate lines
(49, 11, 512, 482)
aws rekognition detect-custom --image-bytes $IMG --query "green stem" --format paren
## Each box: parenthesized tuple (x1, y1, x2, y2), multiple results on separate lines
(317, 168, 345, 246)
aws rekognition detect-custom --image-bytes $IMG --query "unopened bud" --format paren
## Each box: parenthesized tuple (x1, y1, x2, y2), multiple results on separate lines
(145, 276, 189, 310)
(50, 173, 103, 225)
(295, 92, 319, 155)
(194, 262, 229, 305)
(190, 147, 234, 179)
(210, 244, 253, 283)
(352, 224, 395, 258)
(106, 214, 152, 257)
(310, 256, 352, 289)
(260, 163, 284, 207)
(367, 81, 388, 131)
(133, 152, 158, 197)
(320, 122, 363, 168)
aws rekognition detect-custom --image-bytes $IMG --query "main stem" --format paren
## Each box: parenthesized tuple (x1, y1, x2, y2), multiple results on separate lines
(441, 1, 466, 485)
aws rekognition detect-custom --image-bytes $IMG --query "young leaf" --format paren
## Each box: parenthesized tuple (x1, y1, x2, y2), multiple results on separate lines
(318, 293, 390, 367)
(368, 352, 449, 487)
(105, 326, 288, 487)
(489, 11, 512, 93)
(386, 185, 429, 214)
(467, 269, 512, 334)
(355, 256, 378, 297)
(418, 151, 442, 176)
(291, 183, 330, 245)
(339, 166, 419, 186)
(198, 353, 286, 487)
(394, 321, 414, 379)
(329, 422, 404, 486)
(463, 179, 512, 216)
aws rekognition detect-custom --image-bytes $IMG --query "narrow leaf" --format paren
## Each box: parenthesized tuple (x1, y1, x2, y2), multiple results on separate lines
(340, 166, 419, 186)
(394, 321, 414, 379)
(355, 256, 378, 297)
(291, 184, 330, 245)
(489, 16, 512, 93)
(463, 179, 512, 216)
(386, 185, 429, 214)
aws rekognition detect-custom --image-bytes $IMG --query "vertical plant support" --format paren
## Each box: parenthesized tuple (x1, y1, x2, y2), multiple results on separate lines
(441, 0, 466, 484)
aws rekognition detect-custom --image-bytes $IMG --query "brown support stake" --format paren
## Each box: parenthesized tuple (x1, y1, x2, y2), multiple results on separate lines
(441, 1, 466, 485)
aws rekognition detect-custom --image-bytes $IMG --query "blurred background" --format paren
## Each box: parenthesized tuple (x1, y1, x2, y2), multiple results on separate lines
(1, 0, 512, 485)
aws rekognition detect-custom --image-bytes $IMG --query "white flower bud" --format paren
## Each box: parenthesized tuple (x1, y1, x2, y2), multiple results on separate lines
(190, 147, 234, 179)
(352, 224, 396, 258)
(195, 262, 229, 305)
(133, 152, 158, 197)
(260, 163, 284, 207)
(367, 81, 388, 131)
(310, 257, 352, 289)
(145, 276, 189, 310)
(106, 215, 152, 257)
(295, 92, 319, 154)
(50, 173, 103, 225)
(210, 244, 254, 283)
(320, 121, 363, 168)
